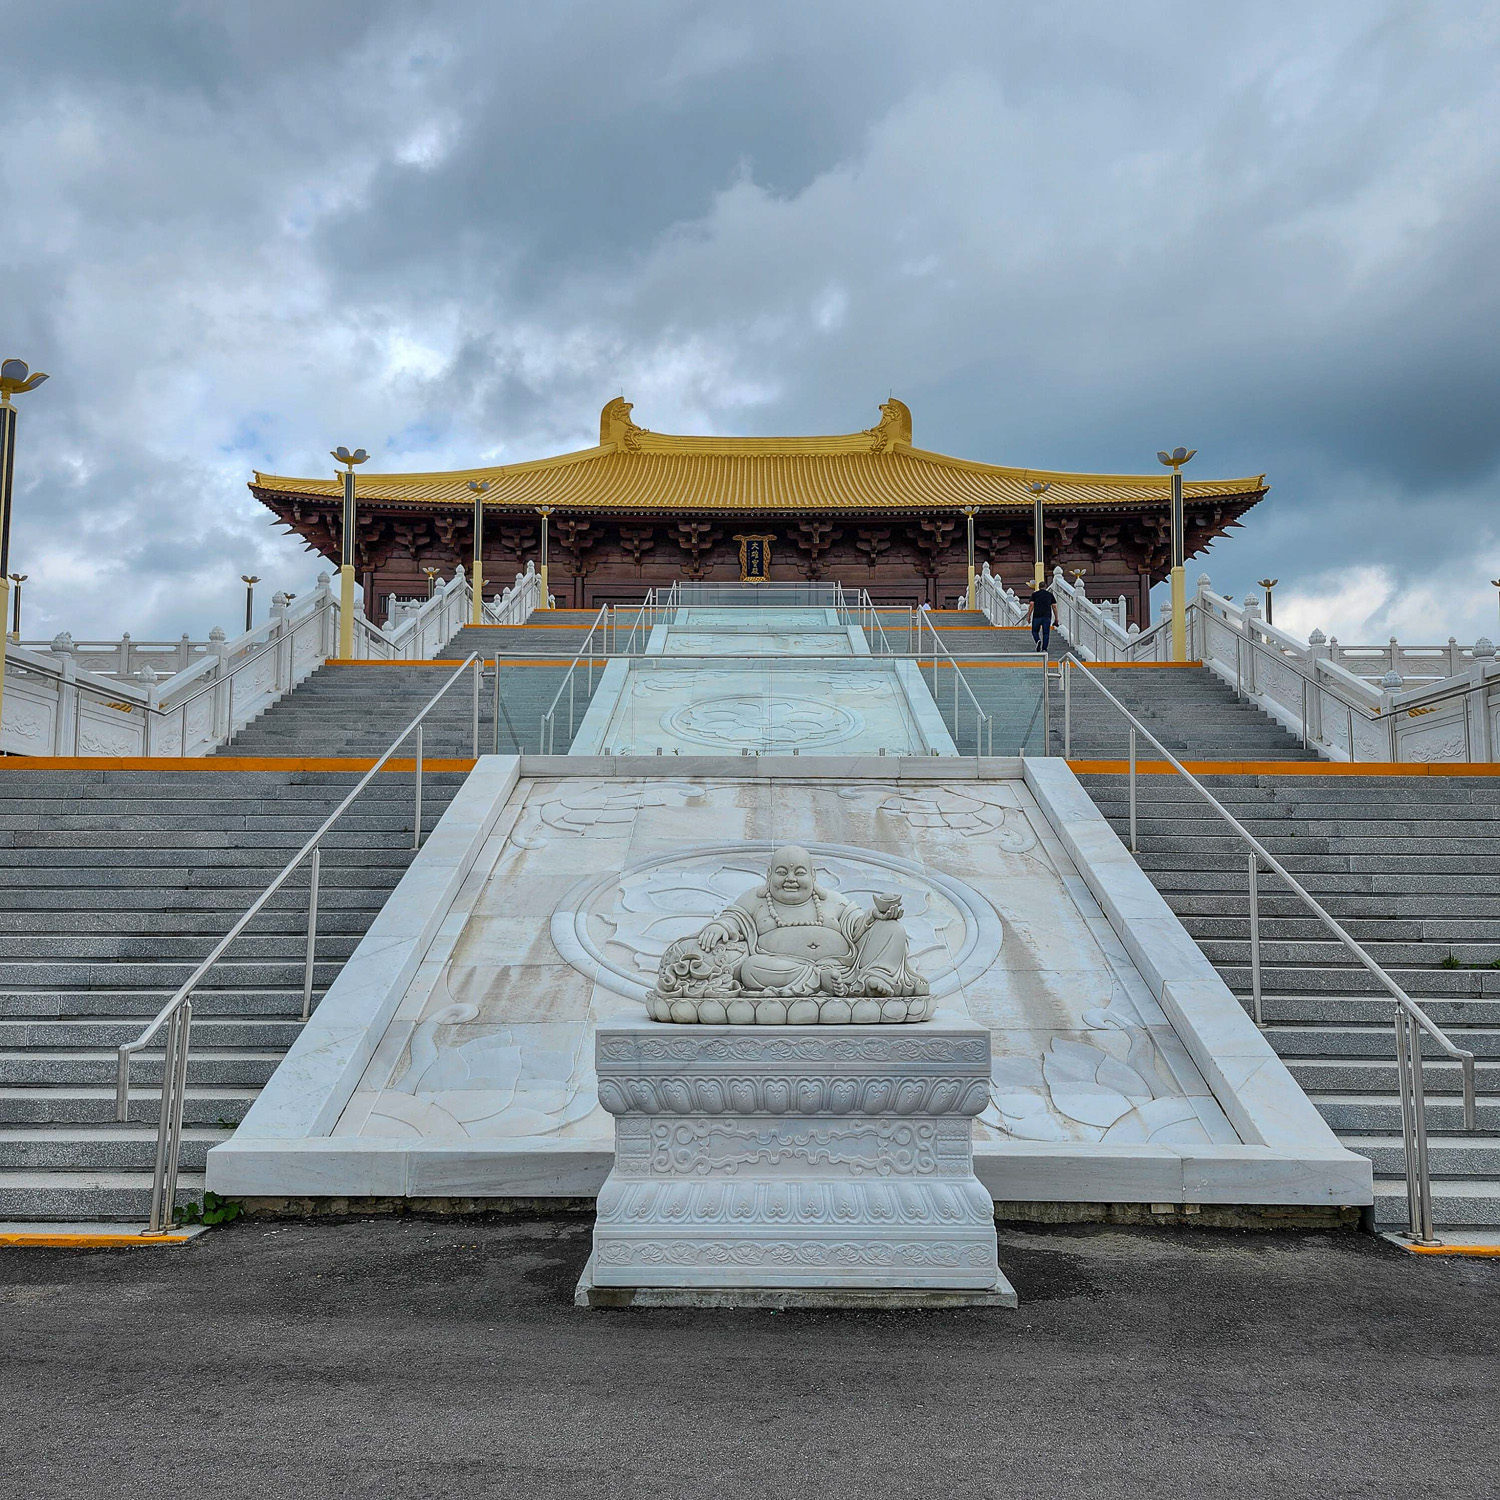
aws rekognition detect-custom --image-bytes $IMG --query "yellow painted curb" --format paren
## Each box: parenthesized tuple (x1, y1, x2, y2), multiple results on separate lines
(0, 1231, 199, 1248)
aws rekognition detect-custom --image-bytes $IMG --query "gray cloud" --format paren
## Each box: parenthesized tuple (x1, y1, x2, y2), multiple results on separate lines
(2, 0, 1497, 647)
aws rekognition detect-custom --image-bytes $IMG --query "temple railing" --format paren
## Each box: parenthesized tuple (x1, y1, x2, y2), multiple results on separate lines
(0, 564, 540, 757)
(970, 563, 1499, 762)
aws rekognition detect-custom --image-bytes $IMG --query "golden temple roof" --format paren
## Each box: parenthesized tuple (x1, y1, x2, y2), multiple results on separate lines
(251, 398, 1266, 514)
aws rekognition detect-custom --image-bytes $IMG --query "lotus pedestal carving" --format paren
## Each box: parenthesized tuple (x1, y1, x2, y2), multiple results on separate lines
(579, 1013, 1011, 1305)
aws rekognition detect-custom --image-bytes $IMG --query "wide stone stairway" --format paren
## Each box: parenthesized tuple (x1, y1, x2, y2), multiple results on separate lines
(925, 610, 1320, 760)
(223, 613, 604, 758)
(1078, 772, 1500, 1230)
(0, 766, 467, 1219)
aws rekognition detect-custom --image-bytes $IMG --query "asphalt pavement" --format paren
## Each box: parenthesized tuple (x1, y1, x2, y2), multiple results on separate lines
(2, 1215, 1496, 1500)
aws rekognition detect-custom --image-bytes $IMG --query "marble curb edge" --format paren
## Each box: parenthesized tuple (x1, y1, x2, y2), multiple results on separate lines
(1022, 755, 1373, 1203)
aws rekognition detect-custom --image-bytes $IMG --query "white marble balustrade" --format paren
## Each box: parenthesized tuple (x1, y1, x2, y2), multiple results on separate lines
(0, 563, 541, 757)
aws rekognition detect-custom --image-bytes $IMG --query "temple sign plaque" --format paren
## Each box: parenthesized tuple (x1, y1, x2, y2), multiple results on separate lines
(734, 533, 774, 583)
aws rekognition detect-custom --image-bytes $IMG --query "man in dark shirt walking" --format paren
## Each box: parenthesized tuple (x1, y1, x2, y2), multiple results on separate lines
(1029, 582, 1056, 652)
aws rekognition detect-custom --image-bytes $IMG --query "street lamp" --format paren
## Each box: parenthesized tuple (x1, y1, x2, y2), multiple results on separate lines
(1258, 578, 1279, 627)
(330, 444, 369, 658)
(1491, 579, 1500, 635)
(0, 359, 49, 713)
(423, 566, 440, 598)
(536, 507, 553, 610)
(240, 574, 261, 634)
(1027, 481, 1051, 587)
(8, 573, 26, 641)
(963, 507, 978, 607)
(1156, 445, 1197, 661)
(469, 480, 490, 625)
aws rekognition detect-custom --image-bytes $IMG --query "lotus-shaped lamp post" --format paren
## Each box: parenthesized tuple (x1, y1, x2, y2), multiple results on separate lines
(240, 574, 261, 633)
(8, 573, 26, 641)
(0, 360, 48, 720)
(962, 506, 978, 606)
(1026, 481, 1051, 587)
(468, 480, 491, 625)
(331, 446, 369, 658)
(1156, 446, 1196, 660)
(1258, 578, 1279, 626)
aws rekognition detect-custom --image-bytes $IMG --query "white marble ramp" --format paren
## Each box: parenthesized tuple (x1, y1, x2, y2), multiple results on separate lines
(209, 757, 1371, 1211)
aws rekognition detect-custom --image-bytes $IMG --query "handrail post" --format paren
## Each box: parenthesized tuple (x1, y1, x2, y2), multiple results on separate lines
(1064, 658, 1072, 758)
(492, 661, 501, 755)
(1247, 851, 1264, 1028)
(146, 1001, 192, 1235)
(301, 846, 321, 1022)
(471, 657, 480, 757)
(413, 723, 424, 849)
(1128, 727, 1137, 852)
(1395, 1009, 1439, 1245)
(1042, 655, 1051, 755)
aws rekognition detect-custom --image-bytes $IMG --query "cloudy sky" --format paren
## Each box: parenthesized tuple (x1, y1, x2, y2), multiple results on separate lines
(3, 0, 1498, 646)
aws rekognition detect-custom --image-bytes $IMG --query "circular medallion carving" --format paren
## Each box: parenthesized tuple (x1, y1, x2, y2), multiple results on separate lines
(551, 842, 1002, 1003)
(661, 694, 863, 751)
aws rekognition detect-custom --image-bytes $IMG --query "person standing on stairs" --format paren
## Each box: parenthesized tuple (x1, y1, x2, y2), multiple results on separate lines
(1029, 581, 1056, 652)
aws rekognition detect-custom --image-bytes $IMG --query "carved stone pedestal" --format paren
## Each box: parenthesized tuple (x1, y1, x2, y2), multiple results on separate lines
(579, 1013, 1012, 1306)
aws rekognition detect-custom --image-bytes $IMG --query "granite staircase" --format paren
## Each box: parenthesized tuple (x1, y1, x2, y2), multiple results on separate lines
(941, 609, 1499, 1233)
(1078, 773, 1500, 1232)
(0, 766, 467, 1219)
(223, 613, 604, 758)
(0, 608, 607, 1220)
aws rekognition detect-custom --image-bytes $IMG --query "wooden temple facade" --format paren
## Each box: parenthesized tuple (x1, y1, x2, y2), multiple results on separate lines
(250, 398, 1266, 623)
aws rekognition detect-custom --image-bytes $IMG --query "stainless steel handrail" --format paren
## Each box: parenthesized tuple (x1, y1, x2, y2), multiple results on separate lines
(538, 603, 610, 753)
(1065, 656, 1478, 1245)
(916, 610, 995, 757)
(114, 651, 482, 1234)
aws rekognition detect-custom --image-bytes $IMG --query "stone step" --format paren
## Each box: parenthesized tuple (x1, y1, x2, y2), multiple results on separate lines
(0, 909, 376, 935)
(1181, 915, 1500, 942)
(1341, 1133, 1500, 1178)
(1370, 1178, 1500, 1229)
(1240, 994, 1500, 1027)
(1221, 964, 1500, 996)
(0, 1049, 286, 1087)
(0, 1018, 306, 1049)
(0, 1169, 207, 1221)
(0, 1125, 231, 1172)
(0, 959, 347, 988)
(0, 934, 362, 961)
(0, 1085, 259, 1125)
(1309, 1092, 1500, 1133)
(1283, 1058, 1500, 1095)
(1197, 938, 1500, 967)
(0, 988, 323, 1019)
(1263, 1025, 1500, 1060)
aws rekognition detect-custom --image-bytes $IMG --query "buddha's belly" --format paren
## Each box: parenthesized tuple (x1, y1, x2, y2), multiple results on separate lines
(757, 927, 851, 961)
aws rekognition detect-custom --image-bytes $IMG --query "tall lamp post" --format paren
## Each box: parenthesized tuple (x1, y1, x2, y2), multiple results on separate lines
(1491, 579, 1500, 636)
(1156, 445, 1196, 661)
(1027, 481, 1051, 587)
(0, 359, 49, 714)
(536, 507, 553, 610)
(423, 566, 440, 598)
(468, 480, 490, 625)
(963, 507, 978, 606)
(331, 445, 368, 658)
(8, 573, 26, 641)
(1258, 578, 1278, 627)
(240, 574, 261, 634)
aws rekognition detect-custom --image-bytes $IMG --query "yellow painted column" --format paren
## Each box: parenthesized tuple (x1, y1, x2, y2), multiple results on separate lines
(1028, 481, 1050, 587)
(537, 507, 552, 610)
